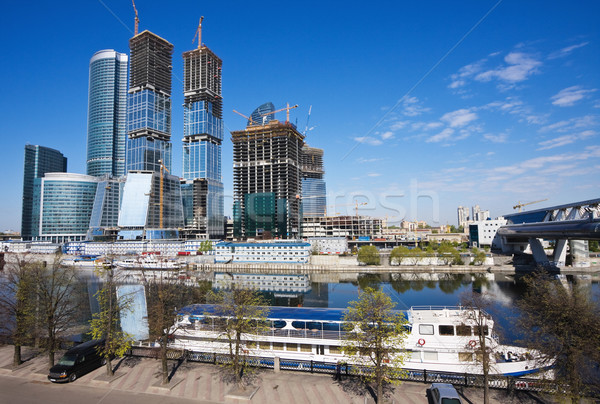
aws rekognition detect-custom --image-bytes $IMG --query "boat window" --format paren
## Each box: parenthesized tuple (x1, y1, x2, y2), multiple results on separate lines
(258, 341, 270, 349)
(292, 321, 306, 329)
(423, 351, 438, 361)
(273, 320, 286, 329)
(439, 325, 454, 336)
(408, 350, 421, 360)
(300, 344, 312, 352)
(272, 342, 284, 351)
(329, 346, 342, 354)
(475, 325, 489, 336)
(286, 343, 298, 351)
(419, 324, 434, 335)
(459, 352, 473, 362)
(456, 325, 472, 336)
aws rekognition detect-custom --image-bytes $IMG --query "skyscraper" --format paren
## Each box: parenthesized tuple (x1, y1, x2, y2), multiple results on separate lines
(126, 31, 174, 173)
(457, 205, 469, 228)
(300, 145, 326, 217)
(86, 50, 128, 177)
(21, 145, 67, 240)
(181, 21, 224, 238)
(248, 102, 275, 126)
(232, 120, 304, 239)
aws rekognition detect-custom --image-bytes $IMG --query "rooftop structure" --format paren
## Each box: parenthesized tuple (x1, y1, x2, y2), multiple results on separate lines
(86, 50, 128, 177)
(231, 120, 304, 239)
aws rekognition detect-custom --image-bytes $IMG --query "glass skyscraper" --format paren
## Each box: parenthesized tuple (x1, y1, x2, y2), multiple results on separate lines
(300, 145, 326, 217)
(181, 34, 224, 238)
(21, 145, 67, 240)
(126, 31, 173, 173)
(86, 50, 128, 177)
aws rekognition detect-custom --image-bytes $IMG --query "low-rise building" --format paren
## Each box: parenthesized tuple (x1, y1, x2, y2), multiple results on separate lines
(306, 237, 347, 254)
(214, 241, 310, 264)
(469, 218, 506, 249)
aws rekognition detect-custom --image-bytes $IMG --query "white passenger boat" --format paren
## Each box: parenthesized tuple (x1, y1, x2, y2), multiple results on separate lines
(169, 305, 545, 377)
(115, 256, 182, 270)
(61, 255, 112, 269)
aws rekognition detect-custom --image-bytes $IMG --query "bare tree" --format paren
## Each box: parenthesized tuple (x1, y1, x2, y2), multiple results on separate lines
(208, 287, 269, 389)
(516, 270, 600, 403)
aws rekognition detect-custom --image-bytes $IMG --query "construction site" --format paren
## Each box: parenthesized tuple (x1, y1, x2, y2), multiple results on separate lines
(232, 120, 305, 239)
(302, 215, 383, 239)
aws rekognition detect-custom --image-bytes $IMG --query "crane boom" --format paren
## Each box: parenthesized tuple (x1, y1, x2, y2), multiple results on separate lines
(131, 0, 140, 36)
(192, 16, 204, 49)
(233, 109, 255, 126)
(259, 103, 299, 123)
(513, 198, 548, 212)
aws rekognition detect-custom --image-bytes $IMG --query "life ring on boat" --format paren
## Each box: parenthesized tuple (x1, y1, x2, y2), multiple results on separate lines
(468, 340, 477, 348)
(417, 338, 426, 346)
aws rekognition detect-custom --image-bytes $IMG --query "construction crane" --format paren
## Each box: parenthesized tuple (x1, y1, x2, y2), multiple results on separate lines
(131, 0, 140, 36)
(260, 103, 298, 123)
(513, 198, 548, 212)
(232, 109, 256, 126)
(328, 201, 368, 217)
(303, 105, 313, 135)
(158, 159, 169, 229)
(192, 16, 204, 49)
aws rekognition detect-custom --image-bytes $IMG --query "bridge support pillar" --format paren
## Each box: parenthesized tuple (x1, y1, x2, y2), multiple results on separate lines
(529, 238, 549, 266)
(553, 239, 568, 267)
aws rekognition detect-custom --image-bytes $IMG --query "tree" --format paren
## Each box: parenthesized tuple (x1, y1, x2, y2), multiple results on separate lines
(208, 287, 270, 389)
(342, 288, 409, 403)
(390, 246, 409, 265)
(516, 270, 600, 402)
(589, 240, 599, 252)
(33, 255, 83, 366)
(357, 245, 380, 265)
(0, 254, 38, 366)
(197, 240, 213, 254)
(471, 247, 486, 266)
(437, 242, 462, 265)
(88, 266, 133, 376)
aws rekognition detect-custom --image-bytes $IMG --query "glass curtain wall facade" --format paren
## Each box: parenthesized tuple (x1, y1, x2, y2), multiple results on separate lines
(21, 145, 67, 240)
(181, 42, 224, 238)
(88, 177, 124, 239)
(87, 50, 128, 177)
(37, 173, 99, 243)
(126, 31, 173, 173)
(248, 102, 275, 126)
(300, 145, 326, 217)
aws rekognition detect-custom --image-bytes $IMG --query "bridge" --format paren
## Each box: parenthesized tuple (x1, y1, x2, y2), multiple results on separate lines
(497, 198, 600, 268)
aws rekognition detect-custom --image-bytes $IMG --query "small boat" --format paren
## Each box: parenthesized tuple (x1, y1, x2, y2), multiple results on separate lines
(61, 255, 112, 269)
(168, 305, 546, 377)
(115, 256, 182, 270)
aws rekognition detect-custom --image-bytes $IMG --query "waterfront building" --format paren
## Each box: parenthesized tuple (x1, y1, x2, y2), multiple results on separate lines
(117, 171, 184, 240)
(21, 145, 67, 240)
(300, 145, 326, 217)
(469, 218, 506, 249)
(306, 237, 347, 254)
(36, 173, 99, 243)
(181, 22, 224, 239)
(126, 31, 173, 173)
(232, 120, 304, 239)
(87, 176, 125, 240)
(214, 241, 310, 264)
(86, 50, 128, 177)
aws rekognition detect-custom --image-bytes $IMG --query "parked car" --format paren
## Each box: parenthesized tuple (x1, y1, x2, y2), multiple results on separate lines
(48, 339, 105, 383)
(429, 383, 463, 404)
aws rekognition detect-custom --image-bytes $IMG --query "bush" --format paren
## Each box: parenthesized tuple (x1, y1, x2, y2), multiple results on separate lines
(357, 245, 380, 265)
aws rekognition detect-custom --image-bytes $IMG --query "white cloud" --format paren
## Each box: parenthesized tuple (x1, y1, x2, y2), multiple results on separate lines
(400, 96, 430, 116)
(547, 41, 589, 59)
(448, 59, 487, 88)
(483, 133, 508, 143)
(537, 130, 597, 150)
(381, 131, 394, 140)
(440, 109, 478, 128)
(426, 128, 455, 143)
(551, 86, 597, 107)
(357, 157, 383, 164)
(475, 52, 541, 84)
(354, 136, 383, 146)
(367, 173, 381, 177)
(411, 121, 443, 131)
(540, 115, 598, 133)
(390, 120, 409, 130)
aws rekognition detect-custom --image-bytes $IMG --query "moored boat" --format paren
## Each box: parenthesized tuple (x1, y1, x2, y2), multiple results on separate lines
(168, 304, 546, 377)
(115, 256, 182, 270)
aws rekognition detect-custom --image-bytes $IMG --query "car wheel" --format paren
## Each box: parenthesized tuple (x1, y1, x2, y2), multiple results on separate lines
(69, 373, 77, 382)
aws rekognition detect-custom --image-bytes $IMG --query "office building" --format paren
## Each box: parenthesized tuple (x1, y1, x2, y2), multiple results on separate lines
(457, 206, 469, 228)
(126, 30, 174, 173)
(181, 22, 224, 238)
(36, 173, 99, 243)
(21, 145, 67, 240)
(300, 145, 326, 217)
(469, 218, 506, 249)
(87, 176, 125, 240)
(86, 50, 128, 177)
(248, 102, 275, 126)
(232, 120, 304, 239)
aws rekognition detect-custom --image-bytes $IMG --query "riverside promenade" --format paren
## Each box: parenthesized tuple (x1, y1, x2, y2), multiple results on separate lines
(0, 345, 557, 404)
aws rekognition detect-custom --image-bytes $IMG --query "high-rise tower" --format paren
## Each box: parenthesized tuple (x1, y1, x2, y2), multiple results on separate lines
(126, 30, 174, 173)
(87, 50, 128, 177)
(300, 145, 326, 217)
(21, 145, 67, 240)
(181, 19, 224, 238)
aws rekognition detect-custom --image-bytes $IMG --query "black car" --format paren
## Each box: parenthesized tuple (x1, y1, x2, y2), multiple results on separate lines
(48, 339, 105, 383)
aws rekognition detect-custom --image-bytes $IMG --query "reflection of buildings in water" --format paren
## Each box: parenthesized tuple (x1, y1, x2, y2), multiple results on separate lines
(214, 273, 311, 297)
(301, 282, 330, 308)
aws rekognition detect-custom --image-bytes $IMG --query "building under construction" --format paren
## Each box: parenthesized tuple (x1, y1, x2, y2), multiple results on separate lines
(181, 19, 225, 239)
(300, 145, 326, 217)
(126, 30, 174, 173)
(302, 215, 382, 239)
(232, 120, 305, 239)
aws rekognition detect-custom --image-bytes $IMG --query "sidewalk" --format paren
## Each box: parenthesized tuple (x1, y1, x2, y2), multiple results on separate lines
(0, 345, 550, 403)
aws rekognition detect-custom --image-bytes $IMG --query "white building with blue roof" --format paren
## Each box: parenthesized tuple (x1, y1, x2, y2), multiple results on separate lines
(214, 241, 310, 264)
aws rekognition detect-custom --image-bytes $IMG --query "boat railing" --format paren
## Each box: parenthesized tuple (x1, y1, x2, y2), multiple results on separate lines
(410, 305, 491, 318)
(180, 322, 345, 340)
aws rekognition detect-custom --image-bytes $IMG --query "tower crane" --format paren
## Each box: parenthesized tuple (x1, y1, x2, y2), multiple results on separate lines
(232, 109, 256, 126)
(192, 16, 204, 49)
(131, 0, 140, 36)
(260, 103, 298, 124)
(513, 198, 548, 212)
(328, 201, 368, 217)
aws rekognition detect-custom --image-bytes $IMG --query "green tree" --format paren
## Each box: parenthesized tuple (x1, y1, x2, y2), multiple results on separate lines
(516, 270, 600, 402)
(208, 287, 270, 389)
(589, 240, 599, 252)
(437, 242, 462, 265)
(471, 247, 486, 266)
(390, 246, 410, 265)
(0, 254, 38, 366)
(357, 245, 380, 265)
(197, 240, 213, 254)
(342, 288, 409, 403)
(88, 266, 133, 377)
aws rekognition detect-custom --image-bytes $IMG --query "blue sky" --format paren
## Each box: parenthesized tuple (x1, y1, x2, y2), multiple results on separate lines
(1, 1, 599, 232)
